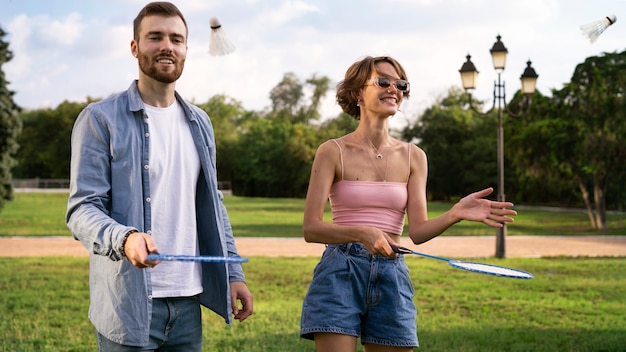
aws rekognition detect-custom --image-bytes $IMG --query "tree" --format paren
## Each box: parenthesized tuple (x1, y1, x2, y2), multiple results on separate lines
(0, 27, 21, 212)
(554, 50, 626, 230)
(509, 50, 626, 230)
(233, 118, 318, 197)
(318, 112, 359, 140)
(197, 95, 249, 183)
(269, 72, 331, 124)
(402, 87, 497, 200)
(507, 91, 581, 206)
(230, 72, 332, 197)
(14, 100, 87, 180)
(303, 74, 331, 123)
(269, 72, 304, 122)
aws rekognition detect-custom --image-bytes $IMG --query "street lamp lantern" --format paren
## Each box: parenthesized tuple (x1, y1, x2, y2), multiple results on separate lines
(520, 60, 539, 95)
(457, 34, 538, 259)
(489, 34, 508, 70)
(459, 54, 479, 90)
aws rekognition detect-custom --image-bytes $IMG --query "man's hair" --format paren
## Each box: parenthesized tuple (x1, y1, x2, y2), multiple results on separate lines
(133, 2, 188, 41)
(336, 56, 410, 119)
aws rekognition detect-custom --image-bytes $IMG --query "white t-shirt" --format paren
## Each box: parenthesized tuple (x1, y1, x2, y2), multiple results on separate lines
(144, 101, 202, 298)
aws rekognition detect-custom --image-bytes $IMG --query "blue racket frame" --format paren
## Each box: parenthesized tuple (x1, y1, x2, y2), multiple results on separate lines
(146, 254, 249, 263)
(392, 245, 534, 279)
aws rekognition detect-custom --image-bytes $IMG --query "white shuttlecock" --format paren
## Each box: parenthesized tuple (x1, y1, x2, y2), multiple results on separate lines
(580, 14, 617, 43)
(209, 17, 236, 56)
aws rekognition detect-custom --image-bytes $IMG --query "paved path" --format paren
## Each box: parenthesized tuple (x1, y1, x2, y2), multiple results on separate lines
(1, 235, 625, 258)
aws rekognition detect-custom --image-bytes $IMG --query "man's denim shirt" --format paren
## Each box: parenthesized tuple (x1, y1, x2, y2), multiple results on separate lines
(66, 81, 245, 346)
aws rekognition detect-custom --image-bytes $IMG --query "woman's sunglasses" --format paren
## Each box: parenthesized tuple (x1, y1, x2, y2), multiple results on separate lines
(367, 76, 410, 92)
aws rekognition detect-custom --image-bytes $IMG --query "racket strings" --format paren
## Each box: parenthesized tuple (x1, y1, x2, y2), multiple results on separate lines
(451, 261, 534, 279)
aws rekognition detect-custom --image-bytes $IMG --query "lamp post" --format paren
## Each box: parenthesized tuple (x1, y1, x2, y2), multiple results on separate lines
(458, 34, 538, 259)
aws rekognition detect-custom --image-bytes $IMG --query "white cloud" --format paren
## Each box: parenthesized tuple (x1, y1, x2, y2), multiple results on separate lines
(4, 14, 33, 77)
(259, 1, 321, 27)
(43, 12, 83, 45)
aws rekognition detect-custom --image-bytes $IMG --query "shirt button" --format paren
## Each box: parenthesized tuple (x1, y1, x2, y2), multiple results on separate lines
(146, 197, 151, 203)
(144, 164, 149, 169)
(148, 295, 152, 300)
(145, 132, 150, 137)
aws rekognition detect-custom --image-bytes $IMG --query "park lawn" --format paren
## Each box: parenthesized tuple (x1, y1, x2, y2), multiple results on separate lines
(2, 193, 624, 350)
(2, 192, 626, 237)
(0, 256, 624, 351)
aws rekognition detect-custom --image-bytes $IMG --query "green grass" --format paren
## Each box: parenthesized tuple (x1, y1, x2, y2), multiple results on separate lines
(1, 256, 624, 351)
(1, 192, 70, 237)
(1, 192, 625, 351)
(2, 192, 626, 237)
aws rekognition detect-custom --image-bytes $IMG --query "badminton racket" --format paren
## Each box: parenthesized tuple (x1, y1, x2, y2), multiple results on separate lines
(146, 254, 248, 263)
(392, 245, 534, 279)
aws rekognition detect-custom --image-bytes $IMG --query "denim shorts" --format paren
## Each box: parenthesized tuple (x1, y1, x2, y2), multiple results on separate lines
(300, 243, 418, 348)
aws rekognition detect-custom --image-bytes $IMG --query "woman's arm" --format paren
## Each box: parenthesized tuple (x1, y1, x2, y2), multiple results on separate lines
(406, 144, 516, 245)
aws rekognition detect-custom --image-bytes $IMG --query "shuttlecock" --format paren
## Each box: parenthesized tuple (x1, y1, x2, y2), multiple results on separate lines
(580, 14, 617, 43)
(209, 17, 236, 56)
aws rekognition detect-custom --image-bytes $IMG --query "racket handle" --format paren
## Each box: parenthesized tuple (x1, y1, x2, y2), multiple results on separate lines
(391, 245, 413, 254)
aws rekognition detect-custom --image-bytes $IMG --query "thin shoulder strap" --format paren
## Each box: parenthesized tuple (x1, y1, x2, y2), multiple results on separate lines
(330, 139, 344, 180)
(407, 142, 412, 182)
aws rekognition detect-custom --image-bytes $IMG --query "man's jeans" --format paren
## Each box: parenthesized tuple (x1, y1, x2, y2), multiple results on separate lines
(96, 296, 202, 351)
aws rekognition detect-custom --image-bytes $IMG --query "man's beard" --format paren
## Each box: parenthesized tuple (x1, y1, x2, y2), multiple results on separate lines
(138, 52, 185, 83)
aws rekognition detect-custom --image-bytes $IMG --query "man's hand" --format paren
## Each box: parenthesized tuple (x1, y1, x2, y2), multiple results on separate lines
(230, 281, 253, 322)
(123, 232, 160, 268)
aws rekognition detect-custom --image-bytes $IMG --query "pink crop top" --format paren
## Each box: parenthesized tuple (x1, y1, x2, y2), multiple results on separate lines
(329, 139, 409, 235)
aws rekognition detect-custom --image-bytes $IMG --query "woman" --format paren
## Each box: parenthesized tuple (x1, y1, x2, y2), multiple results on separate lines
(299, 56, 517, 351)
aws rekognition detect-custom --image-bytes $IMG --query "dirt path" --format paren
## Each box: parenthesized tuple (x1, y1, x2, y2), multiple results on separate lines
(1, 235, 625, 258)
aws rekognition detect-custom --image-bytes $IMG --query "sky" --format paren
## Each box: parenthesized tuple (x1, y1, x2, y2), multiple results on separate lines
(1, 0, 624, 129)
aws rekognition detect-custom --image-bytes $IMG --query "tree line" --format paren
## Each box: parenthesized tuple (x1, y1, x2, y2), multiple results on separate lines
(1, 26, 625, 230)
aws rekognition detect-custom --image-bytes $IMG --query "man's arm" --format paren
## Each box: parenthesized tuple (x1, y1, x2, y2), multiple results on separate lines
(66, 106, 134, 260)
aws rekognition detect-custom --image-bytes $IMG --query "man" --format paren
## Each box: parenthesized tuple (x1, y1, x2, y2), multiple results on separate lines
(66, 2, 253, 350)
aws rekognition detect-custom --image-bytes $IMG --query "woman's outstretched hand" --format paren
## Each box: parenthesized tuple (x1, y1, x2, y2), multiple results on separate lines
(453, 187, 517, 227)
